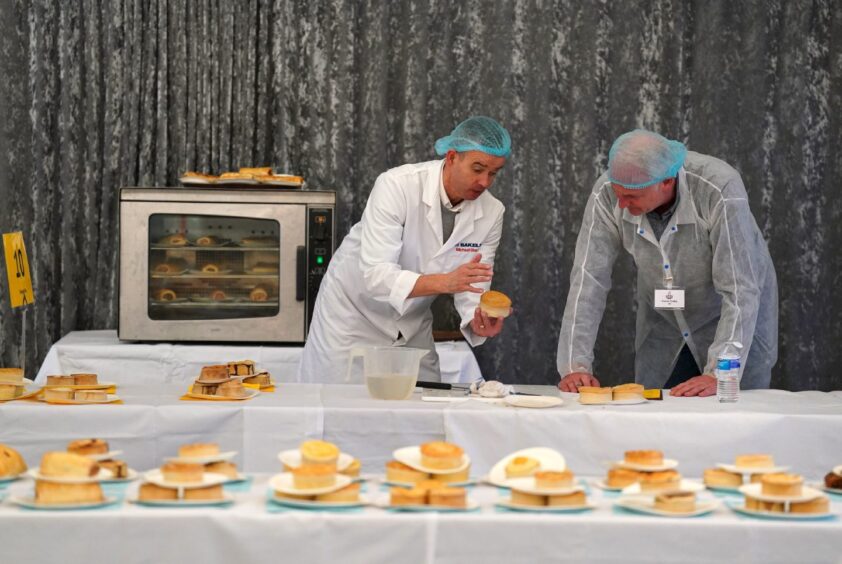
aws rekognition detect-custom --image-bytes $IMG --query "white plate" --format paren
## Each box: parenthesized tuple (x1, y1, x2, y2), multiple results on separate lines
(717, 463, 790, 475)
(269, 472, 352, 496)
(42, 394, 121, 405)
(0, 472, 26, 485)
(725, 500, 834, 520)
(612, 458, 679, 472)
(379, 498, 480, 513)
(100, 468, 139, 483)
(144, 470, 229, 489)
(164, 451, 238, 465)
(622, 479, 705, 495)
(130, 493, 234, 508)
(738, 483, 824, 503)
(496, 499, 596, 513)
(615, 496, 720, 518)
(185, 388, 259, 401)
(9, 495, 119, 511)
(27, 468, 114, 483)
(505, 477, 584, 496)
(277, 450, 355, 472)
(393, 446, 471, 475)
(590, 479, 625, 492)
(83, 450, 123, 462)
(486, 447, 567, 488)
(504, 395, 563, 409)
(270, 493, 369, 510)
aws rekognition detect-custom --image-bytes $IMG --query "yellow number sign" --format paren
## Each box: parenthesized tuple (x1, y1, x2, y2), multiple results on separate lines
(3, 232, 35, 308)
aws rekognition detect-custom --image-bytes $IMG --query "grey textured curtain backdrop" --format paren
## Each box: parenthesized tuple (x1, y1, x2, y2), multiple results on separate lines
(0, 0, 839, 390)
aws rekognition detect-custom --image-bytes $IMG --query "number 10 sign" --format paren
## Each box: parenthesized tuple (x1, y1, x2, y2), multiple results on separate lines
(3, 232, 35, 308)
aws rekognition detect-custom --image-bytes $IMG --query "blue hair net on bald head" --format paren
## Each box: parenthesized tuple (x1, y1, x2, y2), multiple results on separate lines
(607, 129, 687, 189)
(434, 116, 511, 158)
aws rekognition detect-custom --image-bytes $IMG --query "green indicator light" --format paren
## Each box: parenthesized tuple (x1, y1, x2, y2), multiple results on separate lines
(316, 256, 324, 265)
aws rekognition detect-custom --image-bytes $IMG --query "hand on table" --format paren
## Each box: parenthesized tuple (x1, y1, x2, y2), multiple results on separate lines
(669, 374, 717, 397)
(470, 307, 509, 338)
(558, 372, 600, 393)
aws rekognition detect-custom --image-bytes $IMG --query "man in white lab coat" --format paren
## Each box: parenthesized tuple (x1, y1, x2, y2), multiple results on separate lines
(557, 129, 778, 396)
(299, 117, 513, 383)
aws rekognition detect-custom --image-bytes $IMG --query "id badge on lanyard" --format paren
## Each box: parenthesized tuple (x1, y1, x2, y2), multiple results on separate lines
(654, 268, 685, 310)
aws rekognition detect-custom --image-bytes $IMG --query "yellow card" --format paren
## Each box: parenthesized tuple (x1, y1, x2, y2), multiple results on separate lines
(3, 232, 35, 308)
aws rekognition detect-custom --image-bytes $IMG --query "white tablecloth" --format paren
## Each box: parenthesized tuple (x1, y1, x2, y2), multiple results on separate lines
(3, 384, 842, 480)
(33, 330, 483, 385)
(1, 474, 841, 564)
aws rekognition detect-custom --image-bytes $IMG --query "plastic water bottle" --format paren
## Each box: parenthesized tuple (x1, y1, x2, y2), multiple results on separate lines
(716, 342, 743, 403)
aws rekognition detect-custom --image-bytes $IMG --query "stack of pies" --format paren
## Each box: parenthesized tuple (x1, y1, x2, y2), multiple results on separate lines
(46, 373, 99, 386)
(280, 440, 361, 479)
(704, 454, 780, 490)
(390, 479, 467, 508)
(507, 469, 588, 508)
(67, 439, 129, 479)
(34, 452, 105, 505)
(181, 167, 304, 186)
(43, 373, 112, 403)
(607, 450, 684, 493)
(273, 440, 361, 504)
(191, 363, 270, 398)
(386, 441, 470, 485)
(0, 368, 25, 400)
(742, 472, 830, 515)
(0, 444, 27, 478)
(579, 382, 645, 404)
(226, 360, 272, 387)
(177, 443, 240, 480)
(138, 445, 231, 503)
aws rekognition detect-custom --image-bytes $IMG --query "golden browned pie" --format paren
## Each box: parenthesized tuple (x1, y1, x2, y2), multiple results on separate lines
(219, 172, 255, 180)
(0, 368, 23, 385)
(624, 450, 664, 467)
(416, 479, 447, 492)
(760, 473, 803, 497)
(578, 386, 612, 404)
(745, 495, 784, 512)
(385, 460, 429, 484)
(139, 482, 178, 501)
(547, 490, 587, 507)
(158, 233, 189, 246)
(0, 444, 27, 477)
(734, 454, 775, 468)
(153, 288, 177, 301)
(505, 456, 541, 478)
(239, 167, 272, 176)
(430, 465, 470, 483)
(46, 375, 75, 386)
(201, 263, 221, 273)
(300, 440, 340, 468)
(612, 383, 644, 401)
(292, 464, 336, 489)
(35, 480, 103, 504)
(789, 496, 830, 514)
(179, 443, 220, 458)
(703, 468, 743, 488)
(205, 461, 238, 479)
(43, 387, 75, 401)
(74, 390, 106, 402)
(428, 487, 467, 508)
(210, 289, 228, 301)
(390, 486, 427, 506)
(98, 459, 128, 478)
(479, 290, 512, 318)
(199, 365, 229, 382)
(40, 452, 99, 478)
(161, 462, 203, 483)
(71, 374, 98, 385)
(511, 490, 546, 506)
(67, 439, 109, 456)
(249, 286, 269, 302)
(606, 467, 640, 488)
(315, 482, 361, 503)
(0, 384, 21, 400)
(227, 360, 256, 377)
(420, 441, 464, 470)
(638, 470, 681, 492)
(654, 491, 696, 513)
(534, 470, 574, 489)
(216, 380, 248, 398)
(183, 484, 223, 500)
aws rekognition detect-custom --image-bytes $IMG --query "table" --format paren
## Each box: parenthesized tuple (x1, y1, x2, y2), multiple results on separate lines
(3, 384, 841, 479)
(1, 474, 840, 563)
(33, 330, 483, 385)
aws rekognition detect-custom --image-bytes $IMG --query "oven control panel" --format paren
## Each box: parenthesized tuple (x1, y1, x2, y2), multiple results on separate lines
(306, 207, 334, 327)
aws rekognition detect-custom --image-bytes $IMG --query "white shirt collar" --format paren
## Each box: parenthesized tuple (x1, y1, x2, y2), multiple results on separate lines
(439, 162, 464, 212)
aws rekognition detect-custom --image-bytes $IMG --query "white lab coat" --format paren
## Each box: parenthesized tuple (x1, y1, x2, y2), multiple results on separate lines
(557, 152, 778, 389)
(299, 160, 505, 383)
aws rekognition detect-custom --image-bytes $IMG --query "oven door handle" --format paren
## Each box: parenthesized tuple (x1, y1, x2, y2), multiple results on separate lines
(296, 245, 306, 301)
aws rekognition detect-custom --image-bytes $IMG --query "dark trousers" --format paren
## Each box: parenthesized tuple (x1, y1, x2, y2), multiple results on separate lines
(663, 344, 701, 388)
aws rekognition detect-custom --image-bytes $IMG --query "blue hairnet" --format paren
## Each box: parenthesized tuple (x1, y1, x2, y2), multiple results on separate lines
(607, 129, 687, 189)
(434, 116, 511, 158)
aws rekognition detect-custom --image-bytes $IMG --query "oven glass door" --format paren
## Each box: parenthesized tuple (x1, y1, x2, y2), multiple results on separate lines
(148, 214, 280, 320)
